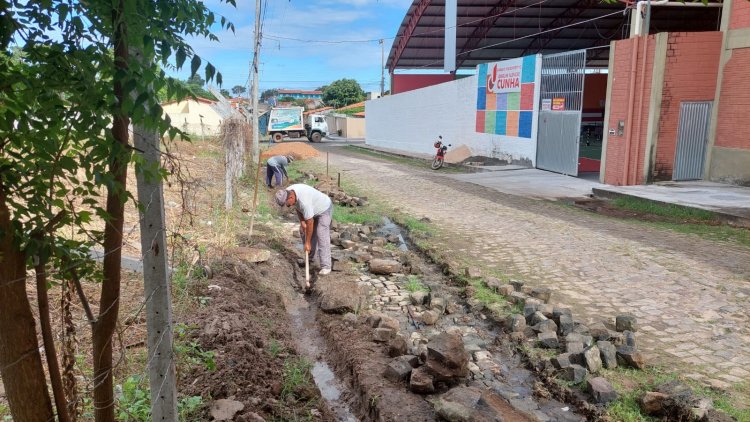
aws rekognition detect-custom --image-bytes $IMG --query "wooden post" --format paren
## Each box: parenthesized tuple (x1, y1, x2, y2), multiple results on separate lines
(337, 172, 341, 188)
(248, 152, 264, 239)
(134, 113, 177, 420)
(326, 152, 329, 177)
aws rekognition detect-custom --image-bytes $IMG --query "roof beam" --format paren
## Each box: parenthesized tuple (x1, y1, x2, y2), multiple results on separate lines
(454, 0, 516, 69)
(389, 0, 432, 73)
(520, 0, 602, 56)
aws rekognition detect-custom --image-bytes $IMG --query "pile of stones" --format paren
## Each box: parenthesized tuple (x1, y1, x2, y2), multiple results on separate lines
(330, 221, 404, 267)
(314, 179, 368, 207)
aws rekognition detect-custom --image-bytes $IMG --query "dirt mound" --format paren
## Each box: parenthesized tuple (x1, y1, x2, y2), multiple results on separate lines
(180, 256, 332, 421)
(262, 142, 320, 160)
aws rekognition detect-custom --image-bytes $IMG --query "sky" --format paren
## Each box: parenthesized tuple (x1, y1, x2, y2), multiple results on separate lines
(174, 0, 415, 94)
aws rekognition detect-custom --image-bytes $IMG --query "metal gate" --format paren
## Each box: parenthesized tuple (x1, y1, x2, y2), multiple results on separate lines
(673, 101, 712, 181)
(536, 50, 586, 176)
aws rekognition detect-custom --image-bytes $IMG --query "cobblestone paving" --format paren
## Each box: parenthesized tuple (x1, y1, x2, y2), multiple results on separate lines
(322, 146, 750, 389)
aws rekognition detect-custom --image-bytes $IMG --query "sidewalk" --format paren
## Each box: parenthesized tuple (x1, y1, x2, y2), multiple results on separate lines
(594, 181, 750, 224)
(353, 142, 750, 222)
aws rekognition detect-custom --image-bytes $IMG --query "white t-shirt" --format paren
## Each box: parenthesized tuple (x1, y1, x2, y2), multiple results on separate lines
(288, 184, 332, 220)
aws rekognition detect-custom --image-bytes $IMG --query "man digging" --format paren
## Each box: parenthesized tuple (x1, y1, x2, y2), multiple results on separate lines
(275, 184, 333, 285)
(265, 154, 294, 188)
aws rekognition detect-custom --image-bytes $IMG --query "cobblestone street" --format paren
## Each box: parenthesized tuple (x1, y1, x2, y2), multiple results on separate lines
(321, 145, 750, 390)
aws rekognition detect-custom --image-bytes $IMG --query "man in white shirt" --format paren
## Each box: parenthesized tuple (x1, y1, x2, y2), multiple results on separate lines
(275, 184, 333, 275)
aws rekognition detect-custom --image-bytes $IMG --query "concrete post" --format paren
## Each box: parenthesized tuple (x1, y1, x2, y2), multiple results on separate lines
(444, 0, 457, 72)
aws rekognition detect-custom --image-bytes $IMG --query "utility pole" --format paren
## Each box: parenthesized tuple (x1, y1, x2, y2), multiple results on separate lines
(251, 0, 262, 165)
(132, 52, 177, 422)
(379, 39, 385, 97)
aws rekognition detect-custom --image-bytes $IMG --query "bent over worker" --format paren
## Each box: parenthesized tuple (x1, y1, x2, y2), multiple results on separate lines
(266, 155, 294, 188)
(275, 184, 333, 275)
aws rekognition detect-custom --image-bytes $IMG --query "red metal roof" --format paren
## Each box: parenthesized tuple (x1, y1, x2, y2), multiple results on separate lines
(388, 0, 722, 70)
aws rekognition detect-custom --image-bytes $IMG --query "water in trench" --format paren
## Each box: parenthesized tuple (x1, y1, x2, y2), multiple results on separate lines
(375, 217, 409, 252)
(284, 293, 357, 422)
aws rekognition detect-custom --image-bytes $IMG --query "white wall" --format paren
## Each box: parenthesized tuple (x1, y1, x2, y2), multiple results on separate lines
(365, 70, 541, 166)
(163, 100, 223, 136)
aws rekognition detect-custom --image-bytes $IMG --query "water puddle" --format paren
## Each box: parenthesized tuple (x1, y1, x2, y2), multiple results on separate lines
(376, 217, 409, 252)
(285, 294, 358, 422)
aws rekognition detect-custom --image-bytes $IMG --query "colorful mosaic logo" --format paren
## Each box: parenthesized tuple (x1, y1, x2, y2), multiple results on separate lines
(476, 55, 536, 138)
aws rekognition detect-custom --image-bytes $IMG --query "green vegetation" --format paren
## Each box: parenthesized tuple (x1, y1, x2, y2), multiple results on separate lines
(333, 206, 381, 225)
(174, 323, 217, 373)
(343, 145, 466, 173)
(404, 275, 429, 293)
(268, 339, 283, 358)
(611, 197, 717, 221)
(469, 278, 507, 306)
(281, 357, 314, 400)
(338, 105, 364, 116)
(117, 375, 203, 421)
(0, 404, 10, 421)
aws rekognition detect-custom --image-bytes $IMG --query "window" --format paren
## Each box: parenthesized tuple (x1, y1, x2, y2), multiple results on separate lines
(315, 117, 324, 123)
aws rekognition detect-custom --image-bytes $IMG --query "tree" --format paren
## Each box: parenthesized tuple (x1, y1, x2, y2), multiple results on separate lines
(1, 1, 231, 421)
(322, 79, 365, 107)
(187, 73, 205, 87)
(261, 88, 278, 101)
(279, 96, 296, 102)
(231, 84, 246, 96)
(220, 88, 231, 97)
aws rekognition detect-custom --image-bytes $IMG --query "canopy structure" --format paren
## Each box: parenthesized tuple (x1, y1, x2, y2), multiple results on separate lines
(387, 0, 722, 71)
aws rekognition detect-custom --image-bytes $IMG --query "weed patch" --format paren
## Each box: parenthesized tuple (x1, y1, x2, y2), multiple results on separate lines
(403, 275, 429, 293)
(611, 197, 717, 221)
(333, 206, 381, 225)
(281, 356, 314, 400)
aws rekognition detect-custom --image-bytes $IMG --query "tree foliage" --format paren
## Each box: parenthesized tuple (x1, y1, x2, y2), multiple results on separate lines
(0, 0, 234, 420)
(261, 88, 278, 101)
(231, 84, 246, 96)
(322, 79, 365, 107)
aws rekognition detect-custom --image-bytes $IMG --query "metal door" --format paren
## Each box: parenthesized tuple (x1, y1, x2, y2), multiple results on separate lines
(673, 101, 712, 181)
(536, 50, 586, 176)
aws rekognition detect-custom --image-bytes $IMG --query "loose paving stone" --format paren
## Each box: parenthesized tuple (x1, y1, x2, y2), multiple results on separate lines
(410, 291, 428, 306)
(617, 346, 646, 369)
(529, 311, 548, 326)
(210, 399, 244, 421)
(465, 267, 482, 278)
(538, 332, 559, 349)
(587, 377, 617, 404)
(429, 297, 447, 314)
(508, 291, 527, 304)
(506, 314, 526, 332)
(373, 327, 396, 343)
(583, 345, 603, 373)
(485, 277, 503, 290)
(616, 314, 638, 332)
(552, 353, 572, 369)
(409, 366, 435, 394)
(532, 319, 558, 334)
(558, 314, 575, 336)
(378, 315, 400, 331)
(425, 333, 469, 384)
(369, 259, 402, 275)
(434, 387, 481, 422)
(498, 284, 515, 295)
(388, 335, 408, 357)
(562, 365, 587, 383)
(531, 287, 552, 303)
(597, 340, 618, 369)
(566, 342, 584, 354)
(421, 310, 440, 325)
(589, 322, 610, 341)
(623, 330, 637, 348)
(384, 357, 413, 382)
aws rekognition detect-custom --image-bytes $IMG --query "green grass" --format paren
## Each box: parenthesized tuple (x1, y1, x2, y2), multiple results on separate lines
(403, 275, 429, 293)
(468, 278, 507, 306)
(332, 206, 381, 225)
(281, 357, 314, 400)
(268, 338, 283, 358)
(693, 381, 750, 422)
(343, 145, 466, 173)
(611, 197, 718, 221)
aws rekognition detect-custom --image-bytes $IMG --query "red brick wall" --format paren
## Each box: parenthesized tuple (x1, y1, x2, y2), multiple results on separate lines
(605, 36, 657, 186)
(730, 0, 750, 29)
(715, 48, 750, 150)
(652, 32, 722, 181)
(391, 74, 456, 94)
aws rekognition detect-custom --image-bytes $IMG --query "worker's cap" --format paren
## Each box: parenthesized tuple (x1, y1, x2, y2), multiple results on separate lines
(286, 155, 295, 162)
(274, 189, 289, 206)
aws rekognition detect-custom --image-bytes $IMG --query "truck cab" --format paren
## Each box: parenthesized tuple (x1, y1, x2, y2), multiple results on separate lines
(305, 114, 328, 143)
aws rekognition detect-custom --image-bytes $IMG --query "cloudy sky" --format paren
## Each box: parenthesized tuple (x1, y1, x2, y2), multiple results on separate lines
(174, 0, 414, 94)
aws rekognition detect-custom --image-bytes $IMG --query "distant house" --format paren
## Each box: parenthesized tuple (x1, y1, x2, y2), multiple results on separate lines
(277, 89, 323, 100)
(162, 97, 227, 137)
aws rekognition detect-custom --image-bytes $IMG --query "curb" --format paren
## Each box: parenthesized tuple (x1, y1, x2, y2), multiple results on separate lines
(592, 188, 750, 228)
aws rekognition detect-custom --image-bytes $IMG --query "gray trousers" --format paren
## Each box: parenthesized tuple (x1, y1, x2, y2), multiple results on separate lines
(300, 205, 333, 270)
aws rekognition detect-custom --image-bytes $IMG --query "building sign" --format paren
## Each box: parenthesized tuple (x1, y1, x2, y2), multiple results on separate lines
(552, 98, 566, 111)
(485, 58, 522, 94)
(541, 99, 552, 111)
(476, 55, 537, 138)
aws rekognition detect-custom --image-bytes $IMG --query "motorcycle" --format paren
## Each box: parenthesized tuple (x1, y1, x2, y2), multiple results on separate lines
(431, 136, 450, 170)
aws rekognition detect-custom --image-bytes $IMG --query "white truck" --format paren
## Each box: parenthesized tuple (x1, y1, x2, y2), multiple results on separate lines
(267, 106, 328, 142)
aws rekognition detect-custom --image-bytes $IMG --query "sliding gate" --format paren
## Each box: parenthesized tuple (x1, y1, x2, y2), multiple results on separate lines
(536, 50, 586, 176)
